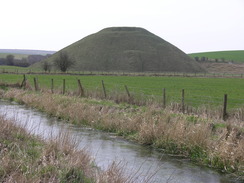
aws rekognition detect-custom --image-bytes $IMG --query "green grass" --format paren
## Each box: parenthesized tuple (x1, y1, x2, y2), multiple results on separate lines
(0, 65, 43, 73)
(1, 73, 244, 109)
(0, 65, 31, 71)
(188, 50, 244, 63)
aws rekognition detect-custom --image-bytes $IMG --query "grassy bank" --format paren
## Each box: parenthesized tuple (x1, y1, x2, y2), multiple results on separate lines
(0, 112, 148, 182)
(1, 88, 243, 180)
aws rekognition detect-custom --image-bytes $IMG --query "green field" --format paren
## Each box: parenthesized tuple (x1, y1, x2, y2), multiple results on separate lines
(0, 65, 46, 73)
(188, 50, 244, 63)
(1, 73, 244, 109)
(0, 65, 34, 72)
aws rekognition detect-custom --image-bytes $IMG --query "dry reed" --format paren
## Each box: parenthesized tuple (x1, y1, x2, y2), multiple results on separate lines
(1, 88, 244, 179)
(0, 114, 155, 182)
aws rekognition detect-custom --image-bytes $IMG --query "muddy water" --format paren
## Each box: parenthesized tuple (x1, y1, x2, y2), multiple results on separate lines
(0, 100, 237, 183)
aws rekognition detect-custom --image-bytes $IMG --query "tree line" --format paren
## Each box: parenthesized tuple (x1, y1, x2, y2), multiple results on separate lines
(194, 56, 234, 63)
(0, 52, 75, 73)
(0, 54, 51, 67)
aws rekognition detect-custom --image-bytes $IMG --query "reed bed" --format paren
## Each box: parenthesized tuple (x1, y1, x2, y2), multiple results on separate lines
(1, 88, 244, 180)
(0, 113, 155, 183)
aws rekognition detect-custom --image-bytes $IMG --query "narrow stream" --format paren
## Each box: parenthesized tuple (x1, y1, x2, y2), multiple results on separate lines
(0, 100, 238, 183)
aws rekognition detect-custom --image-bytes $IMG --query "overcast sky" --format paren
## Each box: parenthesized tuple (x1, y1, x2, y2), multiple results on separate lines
(0, 0, 243, 53)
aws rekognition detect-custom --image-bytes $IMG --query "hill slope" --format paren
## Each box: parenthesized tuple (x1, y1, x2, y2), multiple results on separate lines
(188, 50, 244, 63)
(36, 27, 204, 73)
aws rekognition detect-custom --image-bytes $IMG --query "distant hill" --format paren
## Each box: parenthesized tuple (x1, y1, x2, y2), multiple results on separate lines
(35, 27, 204, 73)
(188, 50, 244, 63)
(0, 49, 56, 56)
(0, 49, 55, 66)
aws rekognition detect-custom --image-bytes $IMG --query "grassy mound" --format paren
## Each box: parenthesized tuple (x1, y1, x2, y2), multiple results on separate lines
(35, 27, 204, 73)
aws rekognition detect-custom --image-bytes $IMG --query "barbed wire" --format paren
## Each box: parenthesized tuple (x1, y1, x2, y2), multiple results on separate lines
(2, 72, 244, 109)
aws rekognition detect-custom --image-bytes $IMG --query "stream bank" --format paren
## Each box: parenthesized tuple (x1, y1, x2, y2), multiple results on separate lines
(0, 88, 243, 182)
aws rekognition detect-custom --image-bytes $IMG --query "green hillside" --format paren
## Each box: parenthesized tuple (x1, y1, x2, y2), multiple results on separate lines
(188, 50, 244, 63)
(34, 27, 204, 73)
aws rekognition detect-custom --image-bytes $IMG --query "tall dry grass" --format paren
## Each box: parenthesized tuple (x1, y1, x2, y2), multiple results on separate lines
(1, 88, 244, 179)
(3, 79, 244, 121)
(0, 114, 156, 183)
(39, 83, 244, 122)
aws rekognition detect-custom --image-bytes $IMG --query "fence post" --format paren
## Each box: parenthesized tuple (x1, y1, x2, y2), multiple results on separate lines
(182, 89, 185, 113)
(62, 79, 66, 95)
(102, 80, 107, 98)
(51, 79, 54, 93)
(124, 85, 130, 98)
(77, 79, 84, 97)
(21, 74, 26, 88)
(34, 77, 38, 91)
(223, 94, 228, 120)
(163, 88, 166, 108)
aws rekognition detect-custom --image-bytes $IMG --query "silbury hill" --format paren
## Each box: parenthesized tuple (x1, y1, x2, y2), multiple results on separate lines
(39, 27, 205, 73)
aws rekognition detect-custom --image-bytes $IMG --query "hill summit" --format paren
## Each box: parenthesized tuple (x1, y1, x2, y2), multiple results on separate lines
(42, 27, 204, 73)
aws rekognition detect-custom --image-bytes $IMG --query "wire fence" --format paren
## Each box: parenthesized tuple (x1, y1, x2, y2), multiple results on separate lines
(2, 73, 244, 120)
(1, 68, 244, 78)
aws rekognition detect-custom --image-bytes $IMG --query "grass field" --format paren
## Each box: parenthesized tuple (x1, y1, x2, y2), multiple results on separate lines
(1, 73, 244, 109)
(188, 50, 244, 63)
(0, 65, 33, 72)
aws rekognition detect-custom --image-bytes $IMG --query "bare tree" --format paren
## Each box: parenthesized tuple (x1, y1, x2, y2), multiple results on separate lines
(42, 61, 51, 72)
(54, 51, 75, 72)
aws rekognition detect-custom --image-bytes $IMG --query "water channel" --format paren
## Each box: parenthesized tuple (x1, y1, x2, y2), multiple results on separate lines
(0, 99, 239, 183)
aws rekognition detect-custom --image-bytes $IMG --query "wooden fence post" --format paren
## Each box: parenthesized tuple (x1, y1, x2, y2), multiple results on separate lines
(163, 88, 166, 108)
(102, 80, 107, 98)
(34, 77, 38, 91)
(124, 85, 130, 98)
(223, 94, 228, 120)
(182, 89, 185, 113)
(77, 79, 84, 97)
(21, 74, 26, 88)
(62, 79, 65, 95)
(51, 79, 53, 92)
